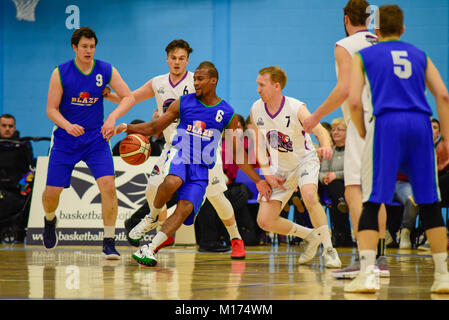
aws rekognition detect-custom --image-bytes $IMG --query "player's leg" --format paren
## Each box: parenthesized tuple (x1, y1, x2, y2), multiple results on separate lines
(41, 185, 64, 249)
(42, 143, 78, 250)
(298, 153, 341, 267)
(207, 163, 245, 259)
(345, 115, 399, 293)
(256, 186, 320, 264)
(406, 114, 449, 293)
(133, 199, 194, 267)
(133, 165, 208, 267)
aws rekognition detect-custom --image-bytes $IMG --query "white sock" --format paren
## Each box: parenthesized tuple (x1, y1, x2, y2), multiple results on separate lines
(359, 249, 376, 273)
(46, 211, 56, 221)
(288, 223, 313, 239)
(316, 225, 333, 249)
(225, 222, 242, 240)
(149, 231, 168, 251)
(104, 226, 115, 238)
(149, 204, 162, 220)
(433, 252, 449, 274)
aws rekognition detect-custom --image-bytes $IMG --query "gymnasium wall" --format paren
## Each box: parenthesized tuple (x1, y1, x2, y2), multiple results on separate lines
(0, 0, 448, 157)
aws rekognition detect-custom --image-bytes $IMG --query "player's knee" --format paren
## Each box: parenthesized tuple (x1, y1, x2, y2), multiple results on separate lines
(301, 190, 318, 208)
(358, 201, 381, 232)
(256, 214, 273, 232)
(42, 187, 63, 202)
(162, 176, 182, 193)
(419, 202, 445, 230)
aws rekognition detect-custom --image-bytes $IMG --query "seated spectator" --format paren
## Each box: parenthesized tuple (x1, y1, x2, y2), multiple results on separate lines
(0, 114, 35, 242)
(319, 117, 352, 247)
(434, 118, 449, 204)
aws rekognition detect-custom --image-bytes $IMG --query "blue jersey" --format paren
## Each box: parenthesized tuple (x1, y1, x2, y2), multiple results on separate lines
(57, 59, 112, 132)
(172, 93, 235, 169)
(358, 41, 431, 116)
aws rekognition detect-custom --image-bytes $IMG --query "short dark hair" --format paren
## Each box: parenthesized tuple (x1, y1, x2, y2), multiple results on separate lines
(432, 118, 440, 126)
(344, 0, 370, 27)
(196, 61, 219, 81)
(71, 27, 98, 47)
(165, 39, 193, 56)
(378, 4, 403, 37)
(0, 113, 15, 123)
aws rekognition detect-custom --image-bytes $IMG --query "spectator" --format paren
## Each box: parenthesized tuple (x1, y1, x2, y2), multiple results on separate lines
(0, 114, 35, 242)
(319, 117, 353, 247)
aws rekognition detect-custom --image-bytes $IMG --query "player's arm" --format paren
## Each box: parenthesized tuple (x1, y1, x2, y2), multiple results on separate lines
(303, 45, 352, 133)
(104, 78, 156, 104)
(425, 57, 449, 161)
(298, 104, 333, 161)
(101, 67, 137, 139)
(348, 53, 366, 138)
(46, 68, 85, 137)
(227, 114, 273, 200)
(114, 98, 179, 137)
(248, 112, 286, 191)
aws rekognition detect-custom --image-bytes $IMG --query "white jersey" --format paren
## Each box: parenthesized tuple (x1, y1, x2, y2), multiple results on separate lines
(336, 30, 377, 124)
(151, 71, 194, 144)
(250, 96, 315, 173)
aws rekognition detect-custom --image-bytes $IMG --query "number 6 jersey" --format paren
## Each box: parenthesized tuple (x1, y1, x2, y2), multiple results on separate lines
(151, 71, 195, 145)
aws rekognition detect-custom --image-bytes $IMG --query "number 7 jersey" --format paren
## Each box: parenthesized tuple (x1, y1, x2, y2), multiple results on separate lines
(152, 71, 194, 144)
(250, 96, 316, 172)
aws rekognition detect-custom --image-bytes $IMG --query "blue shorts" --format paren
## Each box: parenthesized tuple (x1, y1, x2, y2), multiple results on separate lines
(362, 111, 439, 204)
(47, 128, 114, 188)
(168, 160, 208, 225)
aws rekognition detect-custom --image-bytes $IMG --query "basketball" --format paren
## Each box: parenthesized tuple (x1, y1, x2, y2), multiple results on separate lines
(119, 134, 151, 165)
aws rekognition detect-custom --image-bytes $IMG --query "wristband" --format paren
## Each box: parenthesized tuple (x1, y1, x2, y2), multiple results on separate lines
(121, 123, 128, 133)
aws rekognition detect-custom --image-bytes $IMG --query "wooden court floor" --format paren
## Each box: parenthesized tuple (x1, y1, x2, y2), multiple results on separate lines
(0, 242, 448, 301)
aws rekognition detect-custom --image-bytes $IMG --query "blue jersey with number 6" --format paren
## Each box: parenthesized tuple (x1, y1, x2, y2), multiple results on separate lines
(358, 40, 431, 116)
(171, 93, 235, 169)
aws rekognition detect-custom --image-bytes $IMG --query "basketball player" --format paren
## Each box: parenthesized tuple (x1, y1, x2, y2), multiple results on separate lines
(345, 4, 449, 293)
(112, 61, 274, 266)
(42, 27, 137, 259)
(303, 0, 389, 278)
(105, 40, 247, 259)
(250, 66, 342, 268)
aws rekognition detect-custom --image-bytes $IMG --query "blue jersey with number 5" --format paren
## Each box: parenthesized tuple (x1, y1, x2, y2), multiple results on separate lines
(358, 40, 431, 116)
(57, 59, 112, 132)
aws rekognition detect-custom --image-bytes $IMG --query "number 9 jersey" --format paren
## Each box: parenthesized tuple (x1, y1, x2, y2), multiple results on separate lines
(57, 59, 112, 133)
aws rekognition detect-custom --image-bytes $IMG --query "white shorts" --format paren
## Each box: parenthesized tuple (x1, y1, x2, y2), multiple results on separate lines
(344, 120, 364, 186)
(260, 152, 320, 208)
(146, 143, 227, 198)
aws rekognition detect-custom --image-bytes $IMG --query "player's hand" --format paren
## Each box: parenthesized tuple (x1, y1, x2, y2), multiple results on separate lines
(440, 139, 449, 166)
(316, 146, 333, 161)
(102, 86, 111, 97)
(323, 172, 337, 185)
(303, 114, 319, 134)
(264, 174, 286, 191)
(256, 180, 272, 201)
(101, 117, 116, 140)
(114, 123, 127, 136)
(66, 123, 85, 137)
